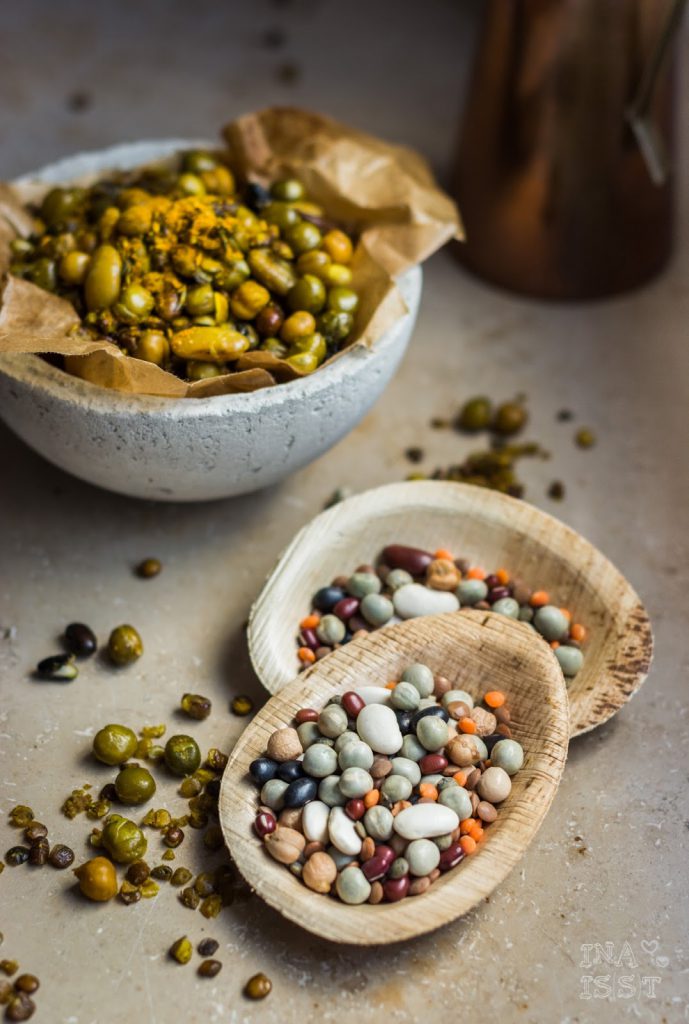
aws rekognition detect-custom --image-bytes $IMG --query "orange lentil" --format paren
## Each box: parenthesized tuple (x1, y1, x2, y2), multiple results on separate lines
(299, 613, 320, 630)
(530, 590, 549, 607)
(459, 835, 477, 855)
(484, 690, 505, 709)
(496, 568, 510, 585)
(434, 548, 454, 561)
(459, 818, 476, 835)
(391, 800, 412, 817)
(570, 623, 586, 642)
(459, 717, 477, 734)
(469, 824, 484, 842)
(550, 640, 560, 649)
(363, 789, 380, 809)
(453, 771, 467, 786)
(385, 681, 397, 690)
(559, 607, 572, 621)
(484, 759, 492, 768)
(467, 567, 486, 580)
(418, 783, 438, 801)
(297, 647, 316, 664)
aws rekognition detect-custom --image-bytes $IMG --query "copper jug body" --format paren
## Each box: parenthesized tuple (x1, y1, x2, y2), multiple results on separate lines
(454, 0, 678, 300)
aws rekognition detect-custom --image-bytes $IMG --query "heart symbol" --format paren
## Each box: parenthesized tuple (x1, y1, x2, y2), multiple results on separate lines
(641, 939, 659, 957)
(655, 956, 669, 969)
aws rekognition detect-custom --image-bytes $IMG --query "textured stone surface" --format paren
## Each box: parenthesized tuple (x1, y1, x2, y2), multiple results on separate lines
(0, 2, 687, 1023)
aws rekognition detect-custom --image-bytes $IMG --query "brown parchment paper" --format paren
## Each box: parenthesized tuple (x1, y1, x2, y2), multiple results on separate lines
(0, 108, 463, 398)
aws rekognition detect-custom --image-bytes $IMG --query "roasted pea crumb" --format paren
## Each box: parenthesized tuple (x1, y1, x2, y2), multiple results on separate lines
(162, 849, 176, 862)
(9, 807, 34, 829)
(197, 938, 219, 957)
(119, 881, 141, 905)
(171, 867, 193, 887)
(231, 695, 253, 716)
(180, 886, 201, 910)
(169, 936, 193, 965)
(245, 972, 272, 999)
(180, 693, 212, 721)
(0, 961, 18, 977)
(200, 895, 223, 919)
(136, 558, 162, 579)
(575, 427, 596, 449)
(198, 959, 222, 978)
(61, 788, 94, 819)
(140, 879, 160, 899)
(150, 865, 173, 882)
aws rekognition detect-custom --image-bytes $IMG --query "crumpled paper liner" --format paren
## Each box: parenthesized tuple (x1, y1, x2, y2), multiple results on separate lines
(0, 107, 463, 398)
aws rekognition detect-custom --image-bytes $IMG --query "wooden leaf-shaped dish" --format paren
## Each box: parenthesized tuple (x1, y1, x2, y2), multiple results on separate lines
(221, 610, 569, 944)
(248, 481, 653, 736)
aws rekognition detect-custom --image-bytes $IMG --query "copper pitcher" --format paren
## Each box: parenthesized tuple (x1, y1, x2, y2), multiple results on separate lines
(454, 0, 682, 299)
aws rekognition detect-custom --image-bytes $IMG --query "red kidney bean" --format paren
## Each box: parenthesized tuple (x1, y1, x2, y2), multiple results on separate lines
(484, 574, 500, 589)
(382, 544, 433, 576)
(300, 628, 319, 649)
(254, 811, 276, 838)
(361, 845, 395, 882)
(295, 708, 319, 724)
(348, 615, 370, 633)
(341, 691, 365, 718)
(488, 586, 511, 603)
(438, 843, 465, 871)
(419, 753, 448, 774)
(345, 798, 365, 821)
(333, 597, 359, 621)
(383, 875, 410, 902)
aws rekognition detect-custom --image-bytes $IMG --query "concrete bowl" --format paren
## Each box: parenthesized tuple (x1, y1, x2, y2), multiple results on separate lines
(0, 140, 422, 501)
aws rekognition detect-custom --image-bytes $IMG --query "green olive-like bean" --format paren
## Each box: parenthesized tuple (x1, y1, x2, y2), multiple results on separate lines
(164, 735, 201, 776)
(327, 286, 359, 314)
(170, 324, 250, 362)
(135, 330, 170, 366)
(285, 351, 319, 374)
(40, 187, 84, 227)
(114, 283, 154, 322)
(271, 179, 305, 202)
(185, 284, 215, 317)
(260, 337, 288, 357)
(178, 173, 206, 196)
(28, 257, 57, 292)
(92, 724, 138, 766)
(289, 332, 326, 362)
(247, 249, 297, 296)
(115, 765, 157, 805)
(286, 274, 326, 314)
(285, 221, 322, 254)
(182, 150, 219, 174)
(262, 201, 301, 232)
(59, 250, 90, 286)
(317, 309, 353, 344)
(101, 814, 147, 864)
(215, 260, 250, 292)
(185, 360, 226, 380)
(85, 245, 122, 311)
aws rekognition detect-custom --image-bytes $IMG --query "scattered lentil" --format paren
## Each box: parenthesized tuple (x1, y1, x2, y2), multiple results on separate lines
(245, 973, 272, 1000)
(231, 695, 254, 716)
(180, 693, 212, 720)
(136, 558, 162, 578)
(198, 959, 222, 978)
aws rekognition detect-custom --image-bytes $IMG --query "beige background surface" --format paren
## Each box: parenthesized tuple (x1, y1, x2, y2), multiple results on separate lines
(0, 2, 687, 1022)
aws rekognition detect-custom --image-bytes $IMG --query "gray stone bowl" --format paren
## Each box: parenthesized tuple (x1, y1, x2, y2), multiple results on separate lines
(0, 140, 422, 502)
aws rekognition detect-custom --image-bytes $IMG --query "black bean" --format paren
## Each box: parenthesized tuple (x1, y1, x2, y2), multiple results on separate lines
(197, 938, 219, 957)
(35, 654, 77, 681)
(394, 710, 414, 735)
(249, 757, 278, 786)
(276, 760, 304, 783)
(64, 622, 97, 657)
(283, 777, 318, 808)
(312, 586, 345, 612)
(482, 733, 505, 754)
